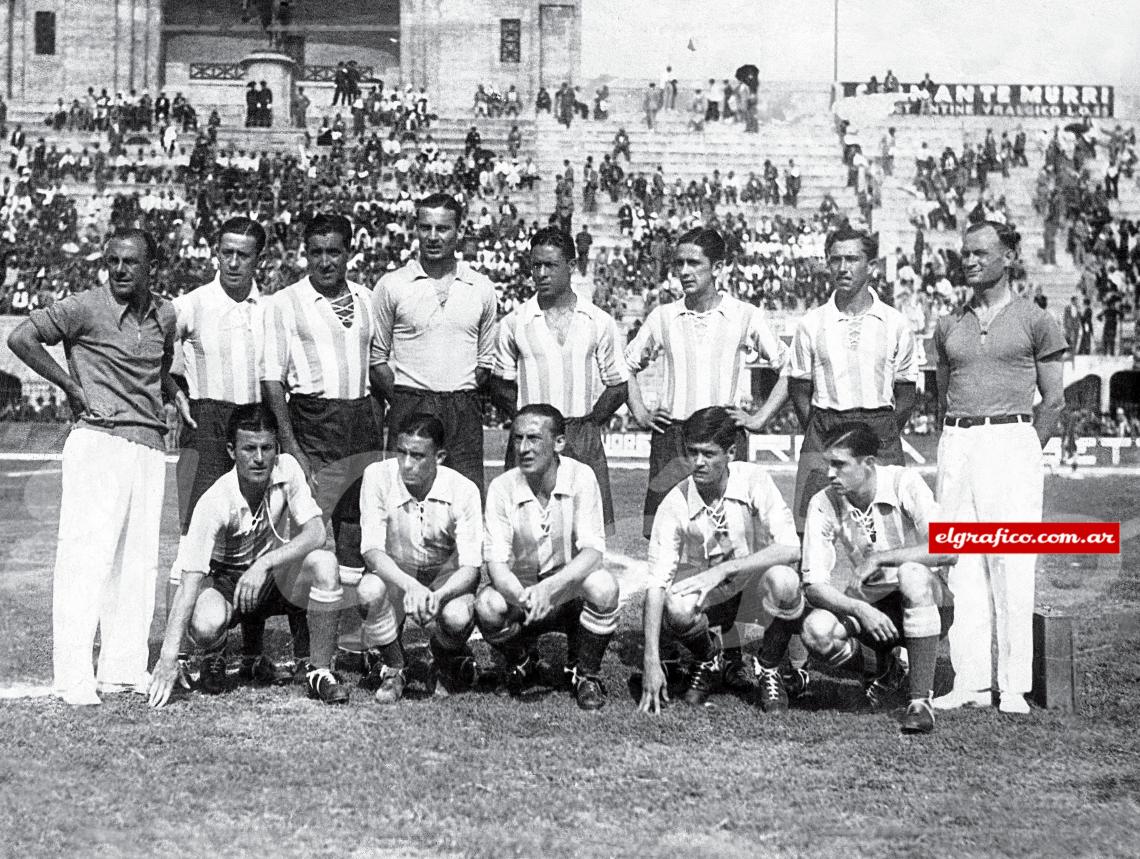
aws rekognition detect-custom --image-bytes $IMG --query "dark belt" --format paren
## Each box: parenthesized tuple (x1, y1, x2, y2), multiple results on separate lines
(392, 386, 475, 397)
(944, 414, 1031, 428)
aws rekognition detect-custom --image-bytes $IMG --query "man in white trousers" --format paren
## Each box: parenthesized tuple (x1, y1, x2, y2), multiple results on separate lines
(8, 228, 193, 705)
(932, 221, 1066, 715)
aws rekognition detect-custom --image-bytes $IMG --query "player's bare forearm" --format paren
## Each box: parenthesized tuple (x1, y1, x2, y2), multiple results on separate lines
(362, 548, 425, 595)
(538, 548, 602, 599)
(788, 378, 813, 429)
(373, 363, 396, 404)
(804, 581, 868, 619)
(368, 364, 390, 410)
(157, 571, 205, 665)
(866, 544, 958, 570)
(728, 542, 802, 579)
(751, 374, 790, 428)
(7, 321, 79, 395)
(487, 561, 528, 607)
(475, 366, 491, 390)
(261, 381, 300, 452)
(625, 371, 651, 424)
(893, 381, 917, 430)
(641, 586, 666, 666)
(588, 382, 628, 424)
(1034, 357, 1066, 447)
(488, 375, 518, 419)
(261, 517, 325, 572)
(433, 566, 480, 602)
(934, 362, 950, 424)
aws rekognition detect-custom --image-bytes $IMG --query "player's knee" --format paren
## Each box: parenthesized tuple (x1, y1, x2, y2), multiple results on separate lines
(302, 549, 340, 590)
(189, 591, 228, 646)
(581, 568, 619, 611)
(897, 562, 936, 605)
(356, 572, 388, 606)
(662, 591, 701, 633)
(439, 595, 475, 635)
(761, 564, 803, 609)
(800, 610, 843, 655)
(474, 587, 509, 628)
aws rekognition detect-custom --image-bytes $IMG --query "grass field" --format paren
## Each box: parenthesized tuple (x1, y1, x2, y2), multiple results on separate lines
(1, 460, 1139, 858)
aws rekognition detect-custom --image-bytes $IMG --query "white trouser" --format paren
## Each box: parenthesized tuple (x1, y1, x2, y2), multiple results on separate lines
(53, 428, 165, 697)
(936, 422, 1042, 695)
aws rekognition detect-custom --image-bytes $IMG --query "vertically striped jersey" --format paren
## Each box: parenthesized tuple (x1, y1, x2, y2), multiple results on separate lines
(624, 294, 787, 419)
(494, 296, 628, 417)
(172, 277, 264, 404)
(262, 276, 378, 399)
(787, 294, 918, 411)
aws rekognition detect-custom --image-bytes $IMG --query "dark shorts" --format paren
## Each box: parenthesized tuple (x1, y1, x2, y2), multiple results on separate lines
(839, 592, 955, 653)
(177, 399, 239, 534)
(794, 407, 903, 532)
(205, 560, 306, 628)
(643, 421, 748, 539)
(289, 393, 383, 523)
(492, 593, 586, 640)
(386, 386, 485, 499)
(505, 415, 615, 534)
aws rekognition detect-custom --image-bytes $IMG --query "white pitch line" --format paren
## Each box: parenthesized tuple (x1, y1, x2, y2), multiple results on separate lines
(0, 685, 54, 700)
(2, 467, 60, 478)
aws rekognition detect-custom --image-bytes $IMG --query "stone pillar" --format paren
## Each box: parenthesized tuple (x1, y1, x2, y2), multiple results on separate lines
(238, 50, 296, 129)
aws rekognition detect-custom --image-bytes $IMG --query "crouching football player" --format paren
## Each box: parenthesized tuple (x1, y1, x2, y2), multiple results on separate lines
(475, 404, 619, 711)
(148, 404, 351, 708)
(640, 406, 804, 714)
(799, 423, 956, 734)
(356, 413, 482, 704)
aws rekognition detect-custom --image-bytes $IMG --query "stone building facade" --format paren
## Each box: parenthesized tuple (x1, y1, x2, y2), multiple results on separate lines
(0, 0, 162, 103)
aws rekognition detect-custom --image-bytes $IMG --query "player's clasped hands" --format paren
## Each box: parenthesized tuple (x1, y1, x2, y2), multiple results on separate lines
(521, 582, 554, 624)
(403, 581, 439, 625)
(725, 406, 765, 433)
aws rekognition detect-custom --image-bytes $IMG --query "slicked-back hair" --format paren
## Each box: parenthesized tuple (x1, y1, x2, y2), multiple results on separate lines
(416, 192, 464, 227)
(216, 216, 267, 255)
(396, 412, 446, 451)
(227, 402, 279, 445)
(303, 213, 353, 250)
(964, 219, 1021, 253)
(822, 422, 881, 459)
(824, 225, 879, 261)
(530, 227, 576, 263)
(675, 227, 727, 265)
(106, 227, 159, 263)
(682, 406, 739, 452)
(515, 403, 566, 437)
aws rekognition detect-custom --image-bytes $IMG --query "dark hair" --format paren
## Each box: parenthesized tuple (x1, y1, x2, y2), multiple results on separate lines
(821, 422, 881, 458)
(825, 226, 879, 261)
(530, 227, 576, 263)
(227, 402, 279, 444)
(216, 216, 267, 254)
(515, 403, 566, 436)
(416, 192, 464, 226)
(106, 227, 159, 263)
(396, 412, 446, 450)
(964, 220, 1021, 253)
(682, 406, 739, 452)
(675, 227, 727, 265)
(303, 213, 353, 250)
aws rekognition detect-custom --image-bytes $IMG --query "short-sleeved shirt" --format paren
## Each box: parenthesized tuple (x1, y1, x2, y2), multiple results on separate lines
(28, 285, 176, 450)
(624, 293, 787, 420)
(373, 259, 498, 392)
(172, 276, 264, 404)
(801, 465, 939, 602)
(262, 276, 378, 400)
(484, 456, 606, 586)
(494, 295, 628, 417)
(358, 459, 482, 577)
(647, 462, 798, 591)
(788, 293, 918, 410)
(934, 297, 1067, 417)
(175, 453, 323, 573)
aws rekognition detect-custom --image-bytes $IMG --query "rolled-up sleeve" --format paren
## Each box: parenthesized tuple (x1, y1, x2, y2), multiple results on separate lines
(800, 492, 838, 588)
(476, 282, 499, 370)
(646, 490, 686, 591)
(453, 478, 484, 569)
(29, 293, 87, 345)
(261, 295, 290, 383)
(572, 471, 606, 556)
(483, 477, 515, 566)
(358, 463, 390, 557)
(596, 313, 630, 386)
(493, 311, 519, 381)
(623, 308, 661, 375)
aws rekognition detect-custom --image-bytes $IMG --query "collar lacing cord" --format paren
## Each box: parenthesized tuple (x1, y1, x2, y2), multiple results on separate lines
(849, 504, 877, 545)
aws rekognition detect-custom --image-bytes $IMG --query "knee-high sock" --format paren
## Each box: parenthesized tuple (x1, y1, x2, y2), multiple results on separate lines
(758, 592, 805, 669)
(287, 608, 309, 660)
(904, 605, 942, 700)
(307, 586, 343, 670)
(576, 603, 619, 675)
(240, 618, 265, 657)
(675, 613, 718, 662)
(361, 599, 404, 668)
